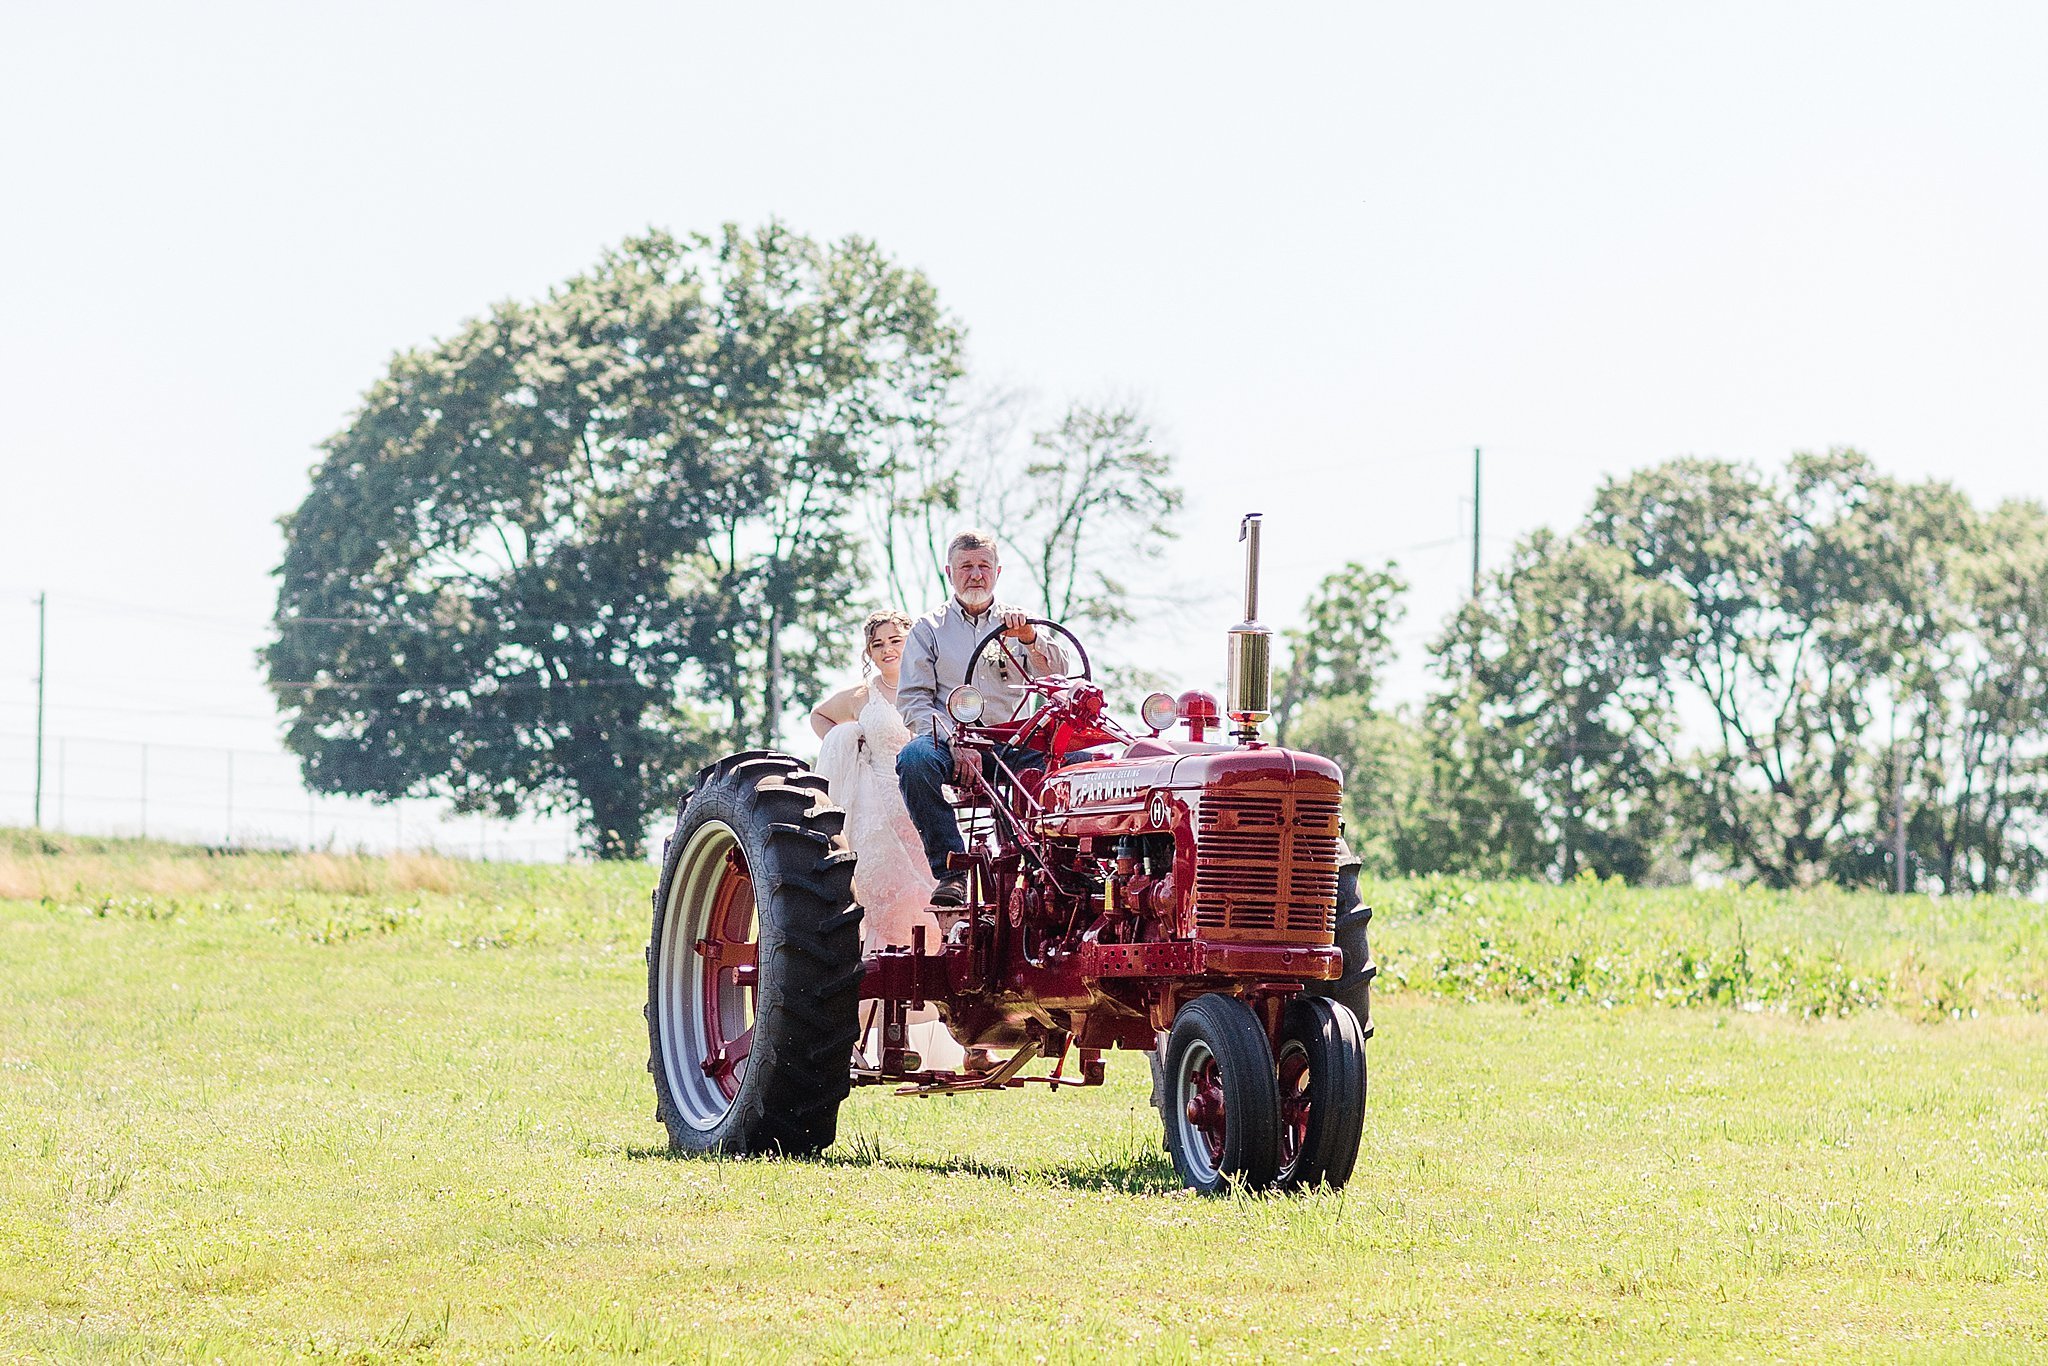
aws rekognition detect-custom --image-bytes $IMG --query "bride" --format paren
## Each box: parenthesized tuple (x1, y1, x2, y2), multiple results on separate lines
(810, 609, 934, 949)
(809, 610, 964, 1069)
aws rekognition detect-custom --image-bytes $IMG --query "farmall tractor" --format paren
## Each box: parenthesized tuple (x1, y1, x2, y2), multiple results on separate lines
(645, 515, 1374, 1192)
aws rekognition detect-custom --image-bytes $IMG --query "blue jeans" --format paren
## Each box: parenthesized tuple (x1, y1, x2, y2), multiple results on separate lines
(896, 734, 1047, 879)
(896, 735, 962, 879)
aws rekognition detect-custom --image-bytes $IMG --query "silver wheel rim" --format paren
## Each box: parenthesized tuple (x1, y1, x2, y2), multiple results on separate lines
(1172, 1037, 1223, 1186)
(1275, 1036, 1311, 1183)
(657, 819, 755, 1131)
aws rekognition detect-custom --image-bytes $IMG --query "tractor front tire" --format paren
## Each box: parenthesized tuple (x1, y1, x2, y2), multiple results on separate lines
(1163, 994, 1282, 1193)
(1275, 996, 1368, 1191)
(646, 752, 862, 1156)
(1309, 861, 1375, 1038)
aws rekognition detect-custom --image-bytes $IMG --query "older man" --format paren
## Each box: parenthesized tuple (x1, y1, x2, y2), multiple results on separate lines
(896, 529, 1068, 907)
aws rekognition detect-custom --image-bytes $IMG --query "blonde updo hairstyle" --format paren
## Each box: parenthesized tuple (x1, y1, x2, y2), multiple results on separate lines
(860, 608, 913, 675)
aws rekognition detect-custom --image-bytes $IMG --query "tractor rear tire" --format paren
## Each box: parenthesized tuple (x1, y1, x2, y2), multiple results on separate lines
(1163, 994, 1281, 1193)
(1309, 861, 1375, 1039)
(1275, 996, 1368, 1191)
(646, 751, 862, 1156)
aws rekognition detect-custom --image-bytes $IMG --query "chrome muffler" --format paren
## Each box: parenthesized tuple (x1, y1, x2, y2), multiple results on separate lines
(1225, 512, 1272, 744)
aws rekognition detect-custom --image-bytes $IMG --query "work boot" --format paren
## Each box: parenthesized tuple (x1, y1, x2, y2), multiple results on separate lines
(930, 871, 971, 908)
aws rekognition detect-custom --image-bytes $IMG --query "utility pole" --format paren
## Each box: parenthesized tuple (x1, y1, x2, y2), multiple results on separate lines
(1893, 748, 1908, 895)
(33, 592, 45, 827)
(1562, 721, 1579, 881)
(1471, 448, 1482, 597)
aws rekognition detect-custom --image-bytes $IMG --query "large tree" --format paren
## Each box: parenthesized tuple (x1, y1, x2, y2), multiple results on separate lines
(861, 382, 1030, 613)
(1882, 495, 2048, 893)
(268, 225, 960, 858)
(1006, 402, 1184, 630)
(1431, 531, 1689, 881)
(1271, 561, 1406, 746)
(1585, 452, 1934, 886)
(1420, 449, 2048, 892)
(866, 396, 1183, 621)
(857, 394, 1187, 699)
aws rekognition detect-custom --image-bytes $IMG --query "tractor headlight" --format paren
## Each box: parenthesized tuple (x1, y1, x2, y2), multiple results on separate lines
(946, 685, 985, 724)
(1140, 691, 1178, 733)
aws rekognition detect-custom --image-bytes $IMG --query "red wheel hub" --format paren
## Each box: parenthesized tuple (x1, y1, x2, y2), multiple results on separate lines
(1276, 1043, 1311, 1174)
(1183, 1056, 1228, 1165)
(693, 849, 758, 1099)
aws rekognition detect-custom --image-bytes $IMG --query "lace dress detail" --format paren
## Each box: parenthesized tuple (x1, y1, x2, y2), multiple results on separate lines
(815, 687, 963, 1070)
(814, 690, 937, 951)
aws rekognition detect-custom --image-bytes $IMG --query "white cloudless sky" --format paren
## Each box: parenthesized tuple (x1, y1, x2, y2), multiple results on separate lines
(2, 2, 2043, 851)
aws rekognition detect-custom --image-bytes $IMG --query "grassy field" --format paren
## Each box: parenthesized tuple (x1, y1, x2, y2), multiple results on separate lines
(2, 832, 2045, 1361)
(1363, 873, 2048, 1019)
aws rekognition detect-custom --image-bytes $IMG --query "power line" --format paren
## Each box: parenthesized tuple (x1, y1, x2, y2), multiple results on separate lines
(266, 674, 666, 693)
(1472, 447, 1482, 597)
(0, 728, 300, 760)
(33, 591, 45, 827)
(0, 698, 281, 722)
(1392, 535, 1463, 555)
(15, 586, 643, 634)
(20, 674, 671, 698)
(47, 673, 663, 693)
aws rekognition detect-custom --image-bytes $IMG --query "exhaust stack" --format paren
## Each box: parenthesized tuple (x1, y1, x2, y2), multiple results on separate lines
(1225, 512, 1272, 745)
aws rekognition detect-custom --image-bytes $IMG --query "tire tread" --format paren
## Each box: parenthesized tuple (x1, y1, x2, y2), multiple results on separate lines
(646, 750, 861, 1157)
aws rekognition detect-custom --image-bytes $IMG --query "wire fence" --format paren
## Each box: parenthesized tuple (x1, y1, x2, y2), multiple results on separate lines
(0, 730, 589, 863)
(0, 584, 618, 864)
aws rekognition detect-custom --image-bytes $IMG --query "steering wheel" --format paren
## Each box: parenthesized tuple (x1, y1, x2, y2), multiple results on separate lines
(964, 617, 1093, 726)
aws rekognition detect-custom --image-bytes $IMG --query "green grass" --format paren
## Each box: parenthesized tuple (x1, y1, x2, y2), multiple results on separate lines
(1368, 872, 2048, 1019)
(2, 833, 2045, 1360)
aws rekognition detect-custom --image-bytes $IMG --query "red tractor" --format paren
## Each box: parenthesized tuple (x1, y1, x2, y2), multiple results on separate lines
(645, 515, 1374, 1192)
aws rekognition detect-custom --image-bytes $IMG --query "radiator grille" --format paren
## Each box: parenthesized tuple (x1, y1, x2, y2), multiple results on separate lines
(1193, 783, 1341, 943)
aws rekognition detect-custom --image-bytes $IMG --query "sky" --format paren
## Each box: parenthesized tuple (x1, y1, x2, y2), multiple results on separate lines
(2, 2, 2043, 856)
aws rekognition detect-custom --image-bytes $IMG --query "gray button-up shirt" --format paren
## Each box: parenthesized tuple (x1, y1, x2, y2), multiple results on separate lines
(897, 599, 1071, 739)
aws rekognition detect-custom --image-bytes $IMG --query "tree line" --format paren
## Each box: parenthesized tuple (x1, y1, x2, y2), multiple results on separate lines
(1290, 452, 2048, 894)
(268, 226, 1182, 857)
(273, 224, 2047, 885)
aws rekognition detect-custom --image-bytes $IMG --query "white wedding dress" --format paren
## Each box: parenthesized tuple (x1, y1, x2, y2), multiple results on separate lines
(814, 685, 965, 1070)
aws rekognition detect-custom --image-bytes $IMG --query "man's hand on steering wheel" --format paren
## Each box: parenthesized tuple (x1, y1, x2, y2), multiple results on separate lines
(998, 608, 1037, 644)
(965, 618, 1094, 728)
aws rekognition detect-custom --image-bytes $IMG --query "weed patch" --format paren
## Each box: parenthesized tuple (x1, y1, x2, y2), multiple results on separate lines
(1370, 872, 2047, 1017)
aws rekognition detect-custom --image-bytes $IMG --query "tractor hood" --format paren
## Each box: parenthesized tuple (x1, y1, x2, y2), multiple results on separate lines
(1038, 743, 1342, 818)
(1161, 744, 1342, 791)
